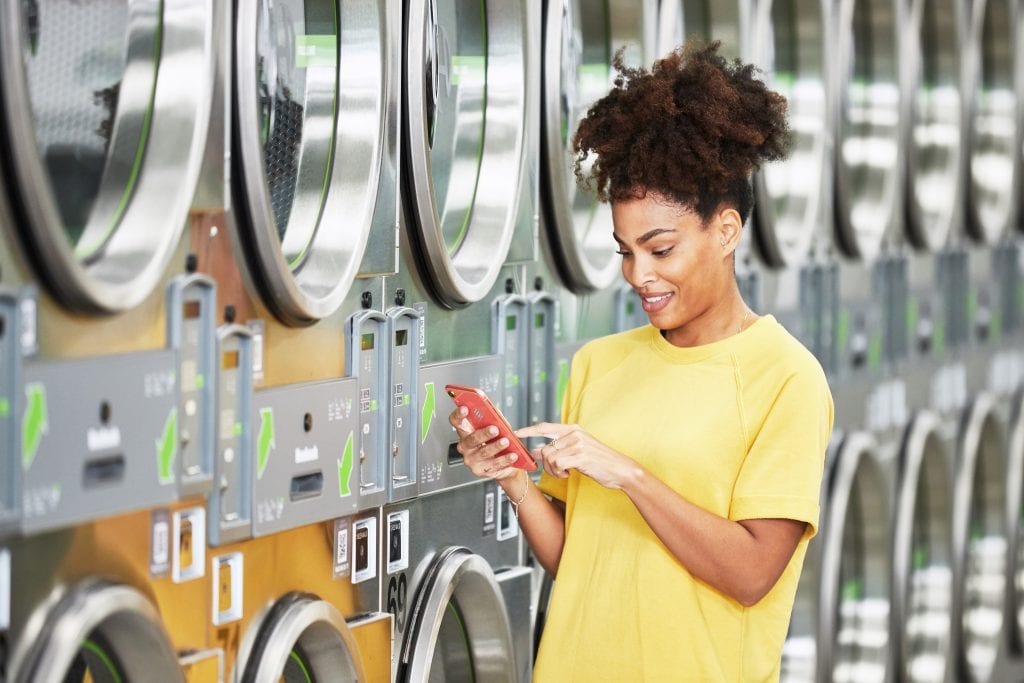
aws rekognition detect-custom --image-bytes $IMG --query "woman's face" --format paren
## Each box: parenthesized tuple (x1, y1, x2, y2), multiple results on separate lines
(612, 193, 739, 343)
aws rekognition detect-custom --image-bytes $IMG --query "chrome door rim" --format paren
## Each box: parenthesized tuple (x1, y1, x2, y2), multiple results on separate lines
(0, 0, 214, 313)
(541, 0, 655, 294)
(399, 546, 516, 682)
(952, 392, 1008, 682)
(818, 430, 891, 682)
(751, 0, 828, 268)
(965, 0, 1020, 244)
(404, 0, 528, 307)
(1008, 388, 1024, 652)
(9, 579, 182, 683)
(832, 0, 900, 261)
(234, 0, 388, 325)
(893, 411, 954, 682)
(656, 1, 745, 59)
(901, 0, 965, 252)
(235, 592, 365, 682)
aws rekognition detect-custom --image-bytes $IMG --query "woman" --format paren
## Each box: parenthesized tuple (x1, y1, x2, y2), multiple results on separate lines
(450, 41, 833, 681)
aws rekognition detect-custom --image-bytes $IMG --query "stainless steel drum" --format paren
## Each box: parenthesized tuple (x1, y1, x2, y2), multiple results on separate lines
(655, 1, 745, 60)
(819, 431, 891, 683)
(1009, 389, 1024, 653)
(901, 0, 965, 252)
(541, 0, 656, 293)
(832, 0, 900, 261)
(952, 393, 1008, 682)
(8, 579, 184, 682)
(397, 546, 517, 682)
(0, 0, 214, 313)
(404, 0, 530, 307)
(965, 0, 1019, 244)
(234, 592, 366, 682)
(892, 412, 954, 682)
(750, 0, 828, 268)
(233, 0, 390, 325)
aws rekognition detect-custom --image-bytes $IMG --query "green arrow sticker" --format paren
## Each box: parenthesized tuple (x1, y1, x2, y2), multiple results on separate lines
(338, 431, 354, 497)
(556, 360, 570, 412)
(156, 408, 177, 485)
(421, 382, 435, 444)
(840, 578, 864, 602)
(22, 382, 47, 470)
(257, 408, 275, 480)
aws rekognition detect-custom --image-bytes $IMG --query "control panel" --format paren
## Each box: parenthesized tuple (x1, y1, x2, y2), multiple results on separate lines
(346, 310, 389, 510)
(614, 283, 646, 332)
(250, 377, 360, 536)
(492, 295, 529, 430)
(387, 307, 421, 503)
(209, 323, 253, 546)
(167, 274, 217, 497)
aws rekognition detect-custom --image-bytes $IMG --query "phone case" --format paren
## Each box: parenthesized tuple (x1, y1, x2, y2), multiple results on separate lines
(445, 384, 537, 471)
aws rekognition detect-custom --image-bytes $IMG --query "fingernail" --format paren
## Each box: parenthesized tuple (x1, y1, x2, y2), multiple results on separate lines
(509, 454, 517, 462)
(489, 426, 499, 436)
(499, 438, 509, 447)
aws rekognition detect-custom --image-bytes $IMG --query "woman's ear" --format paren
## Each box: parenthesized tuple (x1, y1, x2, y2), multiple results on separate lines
(717, 207, 743, 255)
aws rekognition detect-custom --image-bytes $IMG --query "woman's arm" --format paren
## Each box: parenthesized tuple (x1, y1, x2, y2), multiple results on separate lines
(517, 422, 807, 607)
(449, 408, 567, 576)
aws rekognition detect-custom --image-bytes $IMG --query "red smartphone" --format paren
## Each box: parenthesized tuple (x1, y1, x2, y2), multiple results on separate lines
(445, 384, 537, 471)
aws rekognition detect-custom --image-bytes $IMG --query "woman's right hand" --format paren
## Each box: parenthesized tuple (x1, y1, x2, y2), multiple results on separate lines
(448, 407, 523, 481)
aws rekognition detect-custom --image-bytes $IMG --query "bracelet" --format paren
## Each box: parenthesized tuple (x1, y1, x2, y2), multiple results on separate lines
(509, 470, 530, 519)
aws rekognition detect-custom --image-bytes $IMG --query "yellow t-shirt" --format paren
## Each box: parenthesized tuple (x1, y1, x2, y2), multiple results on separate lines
(535, 316, 834, 682)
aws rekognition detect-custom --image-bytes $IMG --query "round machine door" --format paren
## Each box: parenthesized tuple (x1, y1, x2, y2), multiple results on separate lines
(832, 0, 900, 261)
(9, 579, 183, 682)
(1008, 389, 1024, 652)
(233, 0, 390, 325)
(0, 0, 214, 313)
(952, 394, 1008, 682)
(750, 0, 828, 268)
(234, 592, 365, 682)
(541, 0, 656, 293)
(404, 0, 529, 307)
(965, 0, 1020, 244)
(818, 431, 891, 683)
(398, 546, 516, 682)
(893, 412, 954, 683)
(902, 0, 965, 252)
(780, 516, 822, 681)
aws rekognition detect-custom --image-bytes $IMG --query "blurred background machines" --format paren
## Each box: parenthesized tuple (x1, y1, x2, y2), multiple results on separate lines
(2, 0, 1024, 681)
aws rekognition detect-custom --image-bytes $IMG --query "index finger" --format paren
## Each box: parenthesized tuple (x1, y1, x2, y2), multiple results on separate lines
(514, 422, 570, 440)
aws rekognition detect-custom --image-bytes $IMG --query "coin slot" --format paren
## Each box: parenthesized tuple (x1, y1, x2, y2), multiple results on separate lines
(82, 454, 125, 488)
(289, 472, 324, 501)
(447, 441, 463, 466)
(212, 553, 243, 625)
(183, 300, 201, 320)
(99, 400, 111, 424)
(303, 412, 313, 432)
(172, 507, 206, 583)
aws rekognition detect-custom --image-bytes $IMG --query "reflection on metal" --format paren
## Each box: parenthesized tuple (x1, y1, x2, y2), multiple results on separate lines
(234, 592, 365, 682)
(399, 546, 516, 682)
(234, 0, 388, 324)
(780, 513, 821, 681)
(902, 0, 964, 252)
(656, 1, 744, 60)
(965, 0, 1020, 244)
(1010, 390, 1024, 652)
(8, 579, 183, 683)
(541, 0, 655, 293)
(0, 0, 214, 312)
(893, 412, 953, 682)
(405, 0, 529, 307)
(952, 393, 1007, 682)
(833, 0, 900, 261)
(751, 0, 827, 268)
(819, 432, 890, 683)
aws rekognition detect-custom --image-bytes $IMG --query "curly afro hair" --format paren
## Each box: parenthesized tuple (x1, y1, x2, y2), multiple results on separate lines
(572, 39, 790, 224)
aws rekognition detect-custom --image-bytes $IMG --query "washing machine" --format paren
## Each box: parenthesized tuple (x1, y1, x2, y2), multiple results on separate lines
(781, 431, 892, 682)
(382, 483, 533, 682)
(1006, 387, 1024, 670)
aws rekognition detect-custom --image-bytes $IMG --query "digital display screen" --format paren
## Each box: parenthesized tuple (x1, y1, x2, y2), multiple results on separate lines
(506, 315, 516, 331)
(183, 301, 201, 320)
(222, 350, 239, 370)
(535, 312, 545, 329)
(395, 329, 408, 347)
(361, 333, 375, 351)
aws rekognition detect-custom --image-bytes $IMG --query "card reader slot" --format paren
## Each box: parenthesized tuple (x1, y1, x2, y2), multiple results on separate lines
(83, 455, 126, 488)
(447, 442, 464, 466)
(289, 472, 324, 501)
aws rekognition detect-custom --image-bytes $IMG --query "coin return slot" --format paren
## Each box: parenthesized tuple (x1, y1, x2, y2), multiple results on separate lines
(289, 472, 324, 501)
(82, 455, 125, 488)
(448, 442, 463, 466)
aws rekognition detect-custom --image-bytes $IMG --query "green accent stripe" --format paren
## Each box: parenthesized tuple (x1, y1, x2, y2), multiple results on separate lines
(81, 639, 124, 683)
(447, 601, 476, 683)
(289, 650, 314, 683)
(74, 0, 164, 260)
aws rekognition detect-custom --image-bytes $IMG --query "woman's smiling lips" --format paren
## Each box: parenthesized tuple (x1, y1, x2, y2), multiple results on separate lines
(640, 292, 674, 313)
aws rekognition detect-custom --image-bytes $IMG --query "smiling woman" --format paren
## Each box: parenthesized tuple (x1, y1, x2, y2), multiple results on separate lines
(451, 39, 834, 682)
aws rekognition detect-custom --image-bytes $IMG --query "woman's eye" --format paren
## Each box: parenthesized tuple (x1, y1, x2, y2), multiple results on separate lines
(615, 250, 632, 257)
(652, 247, 673, 257)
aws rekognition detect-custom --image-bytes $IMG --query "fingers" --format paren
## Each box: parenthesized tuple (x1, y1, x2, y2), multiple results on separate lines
(514, 422, 573, 440)
(466, 449, 521, 479)
(447, 407, 473, 435)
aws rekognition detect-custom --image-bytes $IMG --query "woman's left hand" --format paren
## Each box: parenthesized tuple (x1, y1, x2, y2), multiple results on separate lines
(515, 422, 641, 490)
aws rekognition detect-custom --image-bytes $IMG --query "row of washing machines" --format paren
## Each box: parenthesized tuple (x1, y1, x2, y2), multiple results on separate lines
(0, 0, 1022, 681)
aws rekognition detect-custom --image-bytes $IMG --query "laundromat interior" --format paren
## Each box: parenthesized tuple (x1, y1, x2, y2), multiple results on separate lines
(3, 0, 1024, 681)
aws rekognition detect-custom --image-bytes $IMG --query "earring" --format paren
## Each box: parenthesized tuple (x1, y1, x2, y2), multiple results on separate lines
(720, 239, 726, 246)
